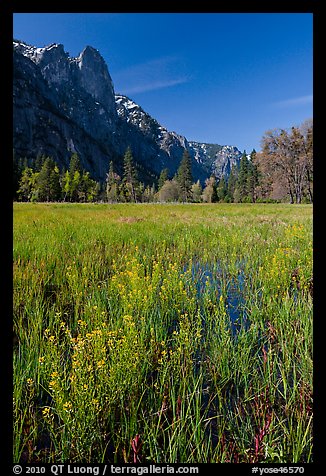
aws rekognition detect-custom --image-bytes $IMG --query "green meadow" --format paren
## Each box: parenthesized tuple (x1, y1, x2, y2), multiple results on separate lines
(13, 202, 313, 463)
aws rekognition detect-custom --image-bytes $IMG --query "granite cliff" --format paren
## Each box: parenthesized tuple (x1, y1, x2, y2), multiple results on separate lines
(13, 40, 242, 183)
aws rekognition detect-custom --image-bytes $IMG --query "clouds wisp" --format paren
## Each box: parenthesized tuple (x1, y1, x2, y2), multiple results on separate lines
(114, 56, 190, 95)
(122, 77, 188, 94)
(272, 95, 313, 108)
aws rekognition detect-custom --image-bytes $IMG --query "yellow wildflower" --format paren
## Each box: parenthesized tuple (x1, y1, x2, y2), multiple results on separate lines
(63, 401, 73, 413)
(77, 320, 87, 328)
(42, 407, 53, 419)
(97, 359, 105, 369)
(49, 380, 58, 390)
(72, 360, 80, 369)
(92, 399, 100, 410)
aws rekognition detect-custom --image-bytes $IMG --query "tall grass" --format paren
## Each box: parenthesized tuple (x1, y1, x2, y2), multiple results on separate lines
(13, 202, 313, 463)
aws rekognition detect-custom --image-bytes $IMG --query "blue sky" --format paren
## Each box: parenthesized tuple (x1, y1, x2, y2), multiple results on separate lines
(13, 13, 313, 153)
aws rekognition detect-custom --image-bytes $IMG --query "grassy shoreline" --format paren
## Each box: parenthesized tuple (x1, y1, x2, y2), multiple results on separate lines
(13, 203, 313, 463)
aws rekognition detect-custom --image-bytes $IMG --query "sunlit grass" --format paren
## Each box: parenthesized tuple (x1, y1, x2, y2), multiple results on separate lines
(13, 202, 313, 463)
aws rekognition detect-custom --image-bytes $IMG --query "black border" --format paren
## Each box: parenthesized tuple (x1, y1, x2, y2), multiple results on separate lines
(4, 1, 322, 472)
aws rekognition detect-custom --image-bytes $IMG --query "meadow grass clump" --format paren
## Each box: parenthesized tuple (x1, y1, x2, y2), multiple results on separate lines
(13, 202, 313, 463)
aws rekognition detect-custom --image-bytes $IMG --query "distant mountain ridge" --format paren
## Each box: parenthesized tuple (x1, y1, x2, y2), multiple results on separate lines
(13, 40, 243, 184)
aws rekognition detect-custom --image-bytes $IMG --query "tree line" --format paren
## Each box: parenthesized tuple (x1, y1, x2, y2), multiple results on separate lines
(13, 153, 100, 203)
(13, 119, 313, 204)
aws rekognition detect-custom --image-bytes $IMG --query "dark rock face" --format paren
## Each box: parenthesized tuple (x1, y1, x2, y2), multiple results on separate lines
(13, 40, 242, 183)
(13, 41, 119, 179)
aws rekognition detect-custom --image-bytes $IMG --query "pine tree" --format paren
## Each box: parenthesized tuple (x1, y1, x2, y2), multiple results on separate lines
(122, 147, 139, 202)
(49, 164, 61, 201)
(36, 157, 60, 202)
(62, 170, 71, 202)
(236, 152, 250, 202)
(216, 176, 227, 202)
(71, 170, 82, 202)
(69, 153, 82, 177)
(106, 161, 115, 186)
(106, 161, 121, 203)
(68, 154, 82, 201)
(17, 167, 38, 202)
(226, 165, 238, 202)
(137, 182, 145, 202)
(176, 149, 193, 202)
(158, 168, 169, 190)
(34, 154, 46, 172)
(247, 149, 259, 202)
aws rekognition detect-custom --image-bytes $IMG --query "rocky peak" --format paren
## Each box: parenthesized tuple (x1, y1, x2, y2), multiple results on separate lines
(34, 43, 67, 65)
(77, 45, 103, 66)
(76, 46, 115, 111)
(13, 41, 69, 84)
(14, 41, 61, 60)
(14, 40, 116, 114)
